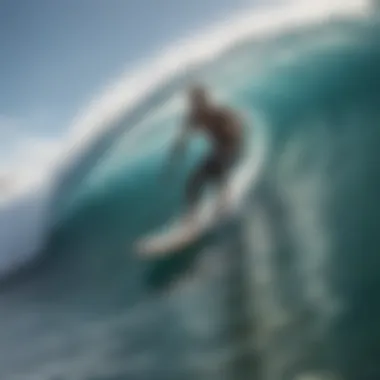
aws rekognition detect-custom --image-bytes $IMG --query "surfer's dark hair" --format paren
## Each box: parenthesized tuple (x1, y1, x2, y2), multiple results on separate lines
(188, 83, 209, 103)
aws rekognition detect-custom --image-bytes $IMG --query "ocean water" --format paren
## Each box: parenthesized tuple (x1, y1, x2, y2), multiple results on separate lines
(1, 2, 380, 380)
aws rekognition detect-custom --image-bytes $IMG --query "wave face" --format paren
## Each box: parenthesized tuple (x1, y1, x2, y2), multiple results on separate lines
(1, 8, 380, 380)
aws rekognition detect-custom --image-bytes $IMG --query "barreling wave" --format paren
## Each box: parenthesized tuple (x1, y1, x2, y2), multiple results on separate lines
(1, 2, 380, 380)
(0, 0, 370, 281)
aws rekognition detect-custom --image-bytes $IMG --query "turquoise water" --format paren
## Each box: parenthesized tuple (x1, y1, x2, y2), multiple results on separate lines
(1, 12, 380, 380)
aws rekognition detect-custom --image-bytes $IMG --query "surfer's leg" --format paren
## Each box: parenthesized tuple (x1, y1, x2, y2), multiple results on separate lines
(212, 148, 240, 217)
(212, 170, 230, 217)
(185, 163, 210, 210)
(184, 154, 219, 220)
(183, 165, 206, 229)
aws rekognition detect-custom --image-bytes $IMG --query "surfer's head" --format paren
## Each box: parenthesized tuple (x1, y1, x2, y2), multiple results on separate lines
(188, 84, 210, 109)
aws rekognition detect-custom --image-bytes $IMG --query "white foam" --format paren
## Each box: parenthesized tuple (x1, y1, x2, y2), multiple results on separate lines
(0, 188, 51, 278)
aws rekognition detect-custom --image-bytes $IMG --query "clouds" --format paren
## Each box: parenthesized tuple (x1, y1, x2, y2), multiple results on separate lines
(0, 116, 63, 200)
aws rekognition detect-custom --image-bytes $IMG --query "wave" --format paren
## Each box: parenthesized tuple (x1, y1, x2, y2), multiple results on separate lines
(1, 3, 380, 380)
(0, 0, 372, 281)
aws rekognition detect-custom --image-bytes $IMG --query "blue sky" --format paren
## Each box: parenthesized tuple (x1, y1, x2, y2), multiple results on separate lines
(0, 0, 255, 141)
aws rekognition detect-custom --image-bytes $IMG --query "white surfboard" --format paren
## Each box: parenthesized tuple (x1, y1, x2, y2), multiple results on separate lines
(134, 111, 268, 258)
(135, 194, 235, 258)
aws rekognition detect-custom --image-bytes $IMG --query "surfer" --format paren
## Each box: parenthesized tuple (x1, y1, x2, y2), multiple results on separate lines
(135, 84, 245, 256)
(169, 84, 244, 224)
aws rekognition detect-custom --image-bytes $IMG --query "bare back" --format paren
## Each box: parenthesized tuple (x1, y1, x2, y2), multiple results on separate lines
(189, 105, 243, 153)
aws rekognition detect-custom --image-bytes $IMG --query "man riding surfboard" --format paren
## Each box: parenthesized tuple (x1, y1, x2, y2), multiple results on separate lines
(169, 84, 244, 226)
(135, 84, 246, 256)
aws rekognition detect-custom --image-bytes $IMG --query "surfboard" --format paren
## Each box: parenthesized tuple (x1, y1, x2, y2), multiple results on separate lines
(134, 111, 268, 258)
(135, 193, 235, 258)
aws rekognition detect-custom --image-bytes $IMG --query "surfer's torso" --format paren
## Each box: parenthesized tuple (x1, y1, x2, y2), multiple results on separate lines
(188, 105, 243, 153)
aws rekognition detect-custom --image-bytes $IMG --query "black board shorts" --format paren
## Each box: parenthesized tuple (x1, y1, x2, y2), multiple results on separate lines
(201, 145, 241, 180)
